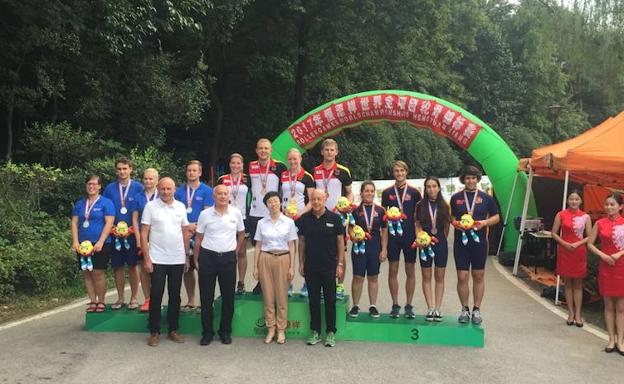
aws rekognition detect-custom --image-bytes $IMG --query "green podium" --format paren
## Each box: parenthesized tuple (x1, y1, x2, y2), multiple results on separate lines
(85, 294, 484, 347)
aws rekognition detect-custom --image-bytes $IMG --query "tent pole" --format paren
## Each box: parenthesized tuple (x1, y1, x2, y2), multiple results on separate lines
(555, 170, 570, 305)
(513, 168, 534, 275)
(496, 171, 519, 257)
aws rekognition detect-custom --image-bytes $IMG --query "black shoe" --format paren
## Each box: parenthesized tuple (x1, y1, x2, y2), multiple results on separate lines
(369, 305, 380, 318)
(200, 334, 213, 346)
(605, 345, 615, 353)
(617, 344, 624, 356)
(348, 305, 360, 318)
(252, 282, 262, 295)
(220, 333, 232, 344)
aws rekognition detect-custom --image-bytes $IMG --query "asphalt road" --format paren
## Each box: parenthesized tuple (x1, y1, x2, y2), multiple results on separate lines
(0, 245, 621, 384)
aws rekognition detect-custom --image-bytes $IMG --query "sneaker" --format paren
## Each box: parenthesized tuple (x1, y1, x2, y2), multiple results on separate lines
(458, 306, 471, 323)
(390, 304, 401, 318)
(80, 257, 87, 271)
(336, 283, 345, 300)
(236, 281, 245, 295)
(147, 333, 160, 347)
(369, 305, 380, 318)
(404, 304, 416, 319)
(300, 283, 308, 297)
(324, 331, 336, 347)
(471, 308, 483, 325)
(140, 299, 150, 313)
(306, 331, 322, 345)
(288, 283, 293, 297)
(348, 305, 360, 318)
(433, 309, 443, 322)
(252, 282, 262, 295)
(425, 309, 435, 322)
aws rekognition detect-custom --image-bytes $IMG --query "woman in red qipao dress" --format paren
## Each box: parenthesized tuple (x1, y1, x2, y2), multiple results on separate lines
(551, 191, 592, 327)
(587, 193, 624, 355)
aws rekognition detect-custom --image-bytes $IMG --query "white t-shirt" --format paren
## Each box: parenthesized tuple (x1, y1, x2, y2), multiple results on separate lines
(196, 206, 245, 253)
(254, 214, 298, 252)
(141, 199, 189, 265)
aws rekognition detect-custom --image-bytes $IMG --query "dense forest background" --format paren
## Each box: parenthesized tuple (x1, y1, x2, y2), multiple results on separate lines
(0, 0, 623, 304)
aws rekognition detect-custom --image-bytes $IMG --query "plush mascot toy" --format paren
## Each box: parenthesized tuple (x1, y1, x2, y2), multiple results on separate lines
(285, 203, 299, 221)
(334, 196, 356, 226)
(411, 231, 438, 261)
(457, 213, 480, 246)
(350, 225, 371, 255)
(111, 221, 134, 251)
(383, 206, 407, 236)
(78, 240, 94, 271)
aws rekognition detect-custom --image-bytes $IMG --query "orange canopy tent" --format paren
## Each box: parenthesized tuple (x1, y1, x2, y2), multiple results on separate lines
(511, 111, 624, 277)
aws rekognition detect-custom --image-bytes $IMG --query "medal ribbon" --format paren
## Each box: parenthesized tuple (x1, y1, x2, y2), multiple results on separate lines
(85, 196, 100, 222)
(230, 173, 242, 201)
(186, 184, 198, 209)
(428, 200, 437, 230)
(321, 164, 336, 192)
(259, 161, 271, 192)
(362, 204, 375, 232)
(393, 184, 408, 212)
(146, 190, 158, 202)
(288, 169, 299, 199)
(463, 190, 478, 216)
(118, 180, 132, 209)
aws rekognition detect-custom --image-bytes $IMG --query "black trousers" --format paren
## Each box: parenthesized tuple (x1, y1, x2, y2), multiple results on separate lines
(148, 263, 184, 334)
(305, 270, 337, 333)
(198, 248, 237, 337)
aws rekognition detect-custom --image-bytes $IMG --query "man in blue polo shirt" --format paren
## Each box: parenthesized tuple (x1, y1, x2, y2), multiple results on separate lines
(102, 156, 144, 310)
(174, 160, 214, 310)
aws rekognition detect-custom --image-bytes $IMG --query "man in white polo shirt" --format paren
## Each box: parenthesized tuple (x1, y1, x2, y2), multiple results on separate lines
(193, 184, 245, 346)
(141, 177, 190, 347)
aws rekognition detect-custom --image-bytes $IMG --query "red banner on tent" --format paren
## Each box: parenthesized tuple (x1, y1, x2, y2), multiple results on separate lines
(288, 94, 481, 149)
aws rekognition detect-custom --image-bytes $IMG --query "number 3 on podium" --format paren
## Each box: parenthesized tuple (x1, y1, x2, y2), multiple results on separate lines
(410, 328, 419, 341)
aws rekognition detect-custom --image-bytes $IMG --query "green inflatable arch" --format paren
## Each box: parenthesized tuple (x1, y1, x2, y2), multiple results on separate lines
(271, 90, 534, 252)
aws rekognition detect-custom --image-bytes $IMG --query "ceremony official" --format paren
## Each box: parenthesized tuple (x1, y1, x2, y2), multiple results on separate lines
(297, 189, 345, 347)
(193, 185, 245, 346)
(141, 178, 190, 347)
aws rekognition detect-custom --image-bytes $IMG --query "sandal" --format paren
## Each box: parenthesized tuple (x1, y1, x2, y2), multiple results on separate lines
(86, 302, 97, 313)
(127, 301, 139, 310)
(111, 302, 125, 310)
(95, 303, 106, 313)
(181, 305, 195, 312)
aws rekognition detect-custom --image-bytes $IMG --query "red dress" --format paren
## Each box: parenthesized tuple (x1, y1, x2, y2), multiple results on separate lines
(556, 208, 589, 278)
(596, 216, 624, 297)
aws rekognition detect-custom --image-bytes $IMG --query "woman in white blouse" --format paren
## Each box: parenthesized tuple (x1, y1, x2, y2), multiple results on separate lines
(253, 191, 298, 344)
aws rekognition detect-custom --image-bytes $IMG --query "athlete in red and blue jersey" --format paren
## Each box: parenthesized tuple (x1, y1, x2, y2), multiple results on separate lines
(381, 160, 421, 319)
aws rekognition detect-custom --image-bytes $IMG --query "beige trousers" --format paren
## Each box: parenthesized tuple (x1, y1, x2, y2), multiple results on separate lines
(258, 251, 290, 330)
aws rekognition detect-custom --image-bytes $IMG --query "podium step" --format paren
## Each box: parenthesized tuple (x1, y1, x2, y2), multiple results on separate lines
(85, 294, 483, 347)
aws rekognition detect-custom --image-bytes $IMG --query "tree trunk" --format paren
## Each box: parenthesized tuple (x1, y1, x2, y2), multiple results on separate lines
(293, 12, 309, 119)
(5, 104, 13, 161)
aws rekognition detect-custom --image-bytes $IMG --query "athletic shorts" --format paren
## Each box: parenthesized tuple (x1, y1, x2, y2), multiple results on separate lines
(110, 238, 139, 268)
(77, 243, 111, 271)
(387, 233, 416, 263)
(352, 244, 381, 277)
(453, 237, 488, 271)
(419, 241, 449, 268)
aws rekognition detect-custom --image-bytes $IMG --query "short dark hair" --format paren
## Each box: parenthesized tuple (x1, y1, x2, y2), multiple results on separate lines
(115, 156, 132, 167)
(86, 174, 101, 185)
(459, 165, 482, 184)
(263, 191, 281, 206)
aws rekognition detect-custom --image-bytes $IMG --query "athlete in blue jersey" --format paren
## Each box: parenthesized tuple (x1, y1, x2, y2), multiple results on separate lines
(71, 175, 115, 313)
(450, 166, 499, 325)
(131, 168, 159, 312)
(348, 181, 388, 319)
(414, 176, 450, 322)
(174, 160, 214, 310)
(102, 157, 144, 310)
(381, 160, 421, 319)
